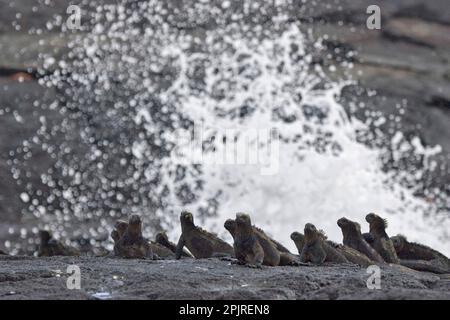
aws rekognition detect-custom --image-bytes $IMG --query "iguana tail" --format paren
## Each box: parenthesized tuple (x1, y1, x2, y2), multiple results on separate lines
(400, 259, 449, 274)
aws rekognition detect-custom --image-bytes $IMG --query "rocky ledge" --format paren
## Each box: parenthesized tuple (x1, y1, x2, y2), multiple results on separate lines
(0, 255, 449, 300)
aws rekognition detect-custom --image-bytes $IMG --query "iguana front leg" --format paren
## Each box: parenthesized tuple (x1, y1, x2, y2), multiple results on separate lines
(310, 252, 326, 264)
(175, 235, 185, 260)
(300, 246, 325, 263)
(219, 256, 235, 262)
(299, 249, 309, 263)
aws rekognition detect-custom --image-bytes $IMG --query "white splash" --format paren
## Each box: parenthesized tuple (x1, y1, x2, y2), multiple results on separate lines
(153, 23, 450, 255)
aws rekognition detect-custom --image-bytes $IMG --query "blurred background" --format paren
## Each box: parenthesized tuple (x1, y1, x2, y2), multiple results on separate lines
(0, 0, 449, 255)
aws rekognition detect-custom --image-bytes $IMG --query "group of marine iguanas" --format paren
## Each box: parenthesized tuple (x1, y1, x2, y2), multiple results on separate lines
(18, 211, 449, 275)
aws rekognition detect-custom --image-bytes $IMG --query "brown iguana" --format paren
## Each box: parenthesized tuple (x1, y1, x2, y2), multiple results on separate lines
(38, 230, 80, 257)
(175, 211, 234, 259)
(331, 241, 376, 267)
(292, 228, 371, 267)
(111, 220, 128, 244)
(300, 223, 349, 264)
(365, 213, 400, 264)
(337, 217, 385, 263)
(114, 215, 154, 259)
(391, 234, 450, 274)
(155, 232, 194, 258)
(292, 230, 348, 255)
(112, 220, 173, 259)
(225, 218, 300, 266)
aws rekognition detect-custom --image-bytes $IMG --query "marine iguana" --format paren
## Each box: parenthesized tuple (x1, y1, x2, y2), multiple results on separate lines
(38, 230, 80, 257)
(148, 241, 176, 259)
(300, 223, 348, 264)
(391, 235, 450, 274)
(253, 226, 291, 254)
(111, 220, 128, 244)
(337, 217, 385, 263)
(114, 215, 154, 259)
(292, 228, 370, 266)
(175, 211, 234, 259)
(292, 230, 348, 255)
(331, 242, 376, 267)
(230, 213, 266, 268)
(111, 221, 173, 259)
(225, 218, 300, 266)
(290, 232, 306, 255)
(365, 213, 400, 264)
(155, 232, 194, 258)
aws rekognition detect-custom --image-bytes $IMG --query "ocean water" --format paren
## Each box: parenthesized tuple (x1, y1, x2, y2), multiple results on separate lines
(13, 1, 449, 255)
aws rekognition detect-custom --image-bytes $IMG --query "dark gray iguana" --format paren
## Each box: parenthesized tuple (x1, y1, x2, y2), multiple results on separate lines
(175, 211, 234, 259)
(227, 214, 266, 268)
(299, 223, 349, 264)
(391, 235, 450, 274)
(225, 217, 301, 266)
(337, 217, 385, 264)
(365, 213, 400, 264)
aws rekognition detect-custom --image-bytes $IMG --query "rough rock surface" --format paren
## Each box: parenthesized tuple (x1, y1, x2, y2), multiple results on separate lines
(0, 255, 449, 300)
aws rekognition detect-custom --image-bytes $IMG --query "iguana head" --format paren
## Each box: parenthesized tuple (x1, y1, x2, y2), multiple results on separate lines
(155, 232, 169, 244)
(304, 223, 327, 243)
(337, 217, 362, 237)
(180, 211, 195, 227)
(127, 214, 143, 237)
(114, 220, 128, 236)
(290, 231, 305, 252)
(391, 234, 407, 252)
(290, 231, 304, 242)
(39, 230, 52, 244)
(224, 219, 237, 235)
(365, 213, 388, 232)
